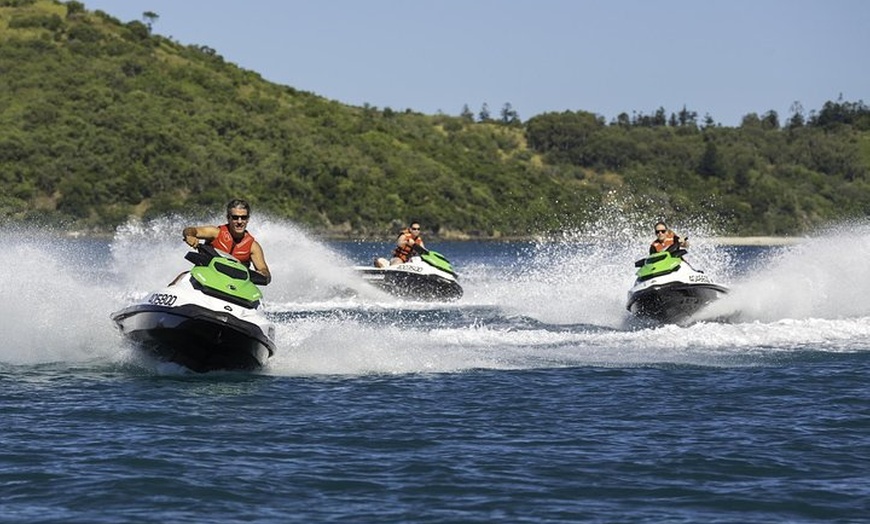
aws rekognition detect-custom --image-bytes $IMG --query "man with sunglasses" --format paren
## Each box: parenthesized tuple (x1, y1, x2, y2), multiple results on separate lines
(650, 221, 689, 255)
(182, 199, 272, 284)
(388, 221, 426, 266)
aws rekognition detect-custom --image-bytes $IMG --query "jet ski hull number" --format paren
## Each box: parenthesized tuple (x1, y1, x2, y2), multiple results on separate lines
(149, 293, 178, 306)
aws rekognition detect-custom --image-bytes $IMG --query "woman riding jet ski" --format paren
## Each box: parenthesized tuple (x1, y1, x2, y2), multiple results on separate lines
(355, 244, 463, 301)
(354, 221, 462, 301)
(626, 223, 728, 324)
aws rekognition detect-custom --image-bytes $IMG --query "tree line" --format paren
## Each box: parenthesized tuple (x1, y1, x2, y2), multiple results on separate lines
(1, 0, 868, 237)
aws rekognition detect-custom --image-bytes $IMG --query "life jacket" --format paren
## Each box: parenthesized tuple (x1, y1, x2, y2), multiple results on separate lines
(392, 229, 424, 263)
(210, 224, 255, 265)
(650, 231, 678, 254)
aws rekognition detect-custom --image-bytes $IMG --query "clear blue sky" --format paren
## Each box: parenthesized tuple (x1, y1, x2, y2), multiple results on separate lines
(81, 0, 868, 126)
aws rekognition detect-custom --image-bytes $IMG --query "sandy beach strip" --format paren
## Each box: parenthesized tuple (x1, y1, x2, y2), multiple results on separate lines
(711, 236, 805, 246)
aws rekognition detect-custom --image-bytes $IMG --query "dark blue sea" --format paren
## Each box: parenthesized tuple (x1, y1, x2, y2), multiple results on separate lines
(3, 218, 870, 523)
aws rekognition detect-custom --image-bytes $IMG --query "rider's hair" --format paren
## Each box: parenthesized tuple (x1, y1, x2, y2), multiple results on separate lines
(226, 199, 251, 216)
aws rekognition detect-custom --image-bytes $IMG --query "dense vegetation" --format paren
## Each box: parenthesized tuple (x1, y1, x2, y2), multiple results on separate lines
(2, 0, 869, 237)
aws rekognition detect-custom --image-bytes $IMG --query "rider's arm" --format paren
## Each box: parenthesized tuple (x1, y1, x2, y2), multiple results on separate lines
(249, 241, 272, 285)
(182, 226, 220, 248)
(396, 233, 412, 248)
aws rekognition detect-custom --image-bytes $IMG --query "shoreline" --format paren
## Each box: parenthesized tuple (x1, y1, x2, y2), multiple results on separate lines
(324, 235, 806, 246)
(710, 236, 805, 246)
(59, 229, 806, 247)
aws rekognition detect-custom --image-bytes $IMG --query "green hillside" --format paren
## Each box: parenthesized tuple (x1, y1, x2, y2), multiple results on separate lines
(2, 0, 869, 237)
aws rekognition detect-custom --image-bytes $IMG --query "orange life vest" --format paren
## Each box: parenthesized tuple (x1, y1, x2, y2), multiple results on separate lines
(650, 231, 677, 254)
(211, 224, 255, 265)
(392, 229, 424, 262)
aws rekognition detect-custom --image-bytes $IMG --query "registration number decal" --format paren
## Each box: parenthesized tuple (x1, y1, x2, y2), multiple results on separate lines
(148, 293, 178, 307)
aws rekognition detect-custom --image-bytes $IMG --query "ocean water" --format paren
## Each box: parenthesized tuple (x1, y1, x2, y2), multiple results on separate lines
(2, 218, 870, 523)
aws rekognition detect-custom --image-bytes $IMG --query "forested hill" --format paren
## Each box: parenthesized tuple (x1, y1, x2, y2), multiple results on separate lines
(2, 0, 869, 237)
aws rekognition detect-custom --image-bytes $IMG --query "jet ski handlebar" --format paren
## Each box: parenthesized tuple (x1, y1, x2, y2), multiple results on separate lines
(249, 271, 269, 286)
(184, 244, 218, 266)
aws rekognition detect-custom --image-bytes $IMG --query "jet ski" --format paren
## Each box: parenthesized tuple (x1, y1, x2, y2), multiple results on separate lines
(111, 245, 276, 372)
(626, 248, 728, 324)
(354, 246, 463, 301)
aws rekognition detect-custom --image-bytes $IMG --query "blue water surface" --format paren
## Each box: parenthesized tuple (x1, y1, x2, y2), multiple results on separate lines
(2, 226, 870, 523)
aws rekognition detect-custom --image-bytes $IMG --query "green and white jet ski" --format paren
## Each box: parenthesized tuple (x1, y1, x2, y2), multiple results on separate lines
(111, 245, 276, 372)
(354, 245, 463, 301)
(626, 248, 728, 324)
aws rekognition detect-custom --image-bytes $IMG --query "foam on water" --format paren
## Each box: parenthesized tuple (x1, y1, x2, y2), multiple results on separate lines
(3, 218, 870, 373)
(1, 234, 122, 365)
(702, 223, 870, 323)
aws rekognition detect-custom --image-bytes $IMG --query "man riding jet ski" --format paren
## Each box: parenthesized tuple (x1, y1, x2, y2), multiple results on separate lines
(111, 244, 276, 372)
(111, 200, 275, 372)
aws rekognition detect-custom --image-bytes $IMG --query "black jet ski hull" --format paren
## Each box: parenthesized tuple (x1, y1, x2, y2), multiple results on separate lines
(112, 304, 275, 372)
(627, 282, 728, 324)
(356, 268, 463, 301)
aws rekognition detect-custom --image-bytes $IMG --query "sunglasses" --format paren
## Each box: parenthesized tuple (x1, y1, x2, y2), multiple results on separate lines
(410, 227, 420, 230)
(655, 229, 667, 234)
(230, 215, 249, 221)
